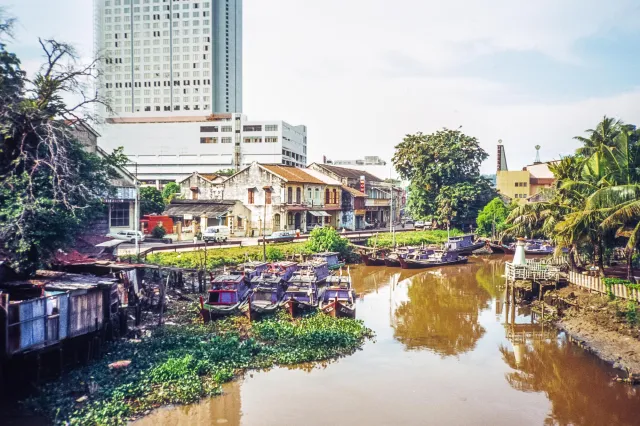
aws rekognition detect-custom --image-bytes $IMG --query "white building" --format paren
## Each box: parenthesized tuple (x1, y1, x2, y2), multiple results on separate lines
(322, 156, 396, 181)
(93, 0, 242, 116)
(98, 113, 307, 184)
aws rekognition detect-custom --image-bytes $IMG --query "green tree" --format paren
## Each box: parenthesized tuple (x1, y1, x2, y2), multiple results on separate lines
(305, 227, 349, 256)
(393, 128, 495, 226)
(0, 32, 121, 276)
(215, 168, 236, 177)
(162, 182, 181, 203)
(140, 186, 165, 217)
(476, 197, 513, 238)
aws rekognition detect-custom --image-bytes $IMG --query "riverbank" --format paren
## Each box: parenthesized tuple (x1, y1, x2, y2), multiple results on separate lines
(19, 302, 373, 425)
(546, 286, 640, 375)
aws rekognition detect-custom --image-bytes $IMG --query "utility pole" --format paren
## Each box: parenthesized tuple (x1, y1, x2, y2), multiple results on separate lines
(262, 191, 267, 262)
(134, 162, 140, 260)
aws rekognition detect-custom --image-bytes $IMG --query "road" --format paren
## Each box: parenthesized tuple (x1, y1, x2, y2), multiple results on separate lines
(117, 224, 417, 256)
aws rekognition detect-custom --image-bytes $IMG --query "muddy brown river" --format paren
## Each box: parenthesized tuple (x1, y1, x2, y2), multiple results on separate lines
(135, 257, 640, 426)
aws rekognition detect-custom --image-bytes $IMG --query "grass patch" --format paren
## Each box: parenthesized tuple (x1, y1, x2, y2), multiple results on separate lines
(366, 229, 463, 248)
(24, 312, 373, 425)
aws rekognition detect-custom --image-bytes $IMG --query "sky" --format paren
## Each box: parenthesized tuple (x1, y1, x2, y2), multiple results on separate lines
(4, 0, 640, 174)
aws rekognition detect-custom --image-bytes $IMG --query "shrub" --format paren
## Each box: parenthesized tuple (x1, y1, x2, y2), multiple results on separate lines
(151, 224, 167, 239)
(266, 246, 284, 261)
(305, 227, 350, 256)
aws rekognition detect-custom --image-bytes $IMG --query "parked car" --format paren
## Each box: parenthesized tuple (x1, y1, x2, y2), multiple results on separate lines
(414, 220, 425, 229)
(258, 230, 296, 244)
(203, 226, 230, 243)
(107, 230, 146, 243)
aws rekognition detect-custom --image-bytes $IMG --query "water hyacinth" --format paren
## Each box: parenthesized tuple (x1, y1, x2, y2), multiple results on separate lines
(24, 312, 373, 425)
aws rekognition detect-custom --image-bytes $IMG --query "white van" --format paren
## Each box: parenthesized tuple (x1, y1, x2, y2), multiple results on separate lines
(107, 230, 146, 243)
(203, 226, 230, 242)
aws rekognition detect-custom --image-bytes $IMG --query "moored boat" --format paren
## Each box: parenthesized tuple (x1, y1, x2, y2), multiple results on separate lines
(398, 250, 468, 269)
(236, 261, 269, 282)
(266, 261, 298, 281)
(311, 252, 345, 270)
(247, 273, 285, 319)
(291, 259, 330, 284)
(444, 234, 485, 255)
(319, 274, 357, 318)
(281, 273, 319, 317)
(201, 274, 250, 321)
(384, 247, 417, 267)
(360, 251, 387, 266)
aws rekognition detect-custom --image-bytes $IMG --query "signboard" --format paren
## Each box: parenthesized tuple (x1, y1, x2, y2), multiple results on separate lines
(184, 214, 193, 220)
(360, 176, 366, 193)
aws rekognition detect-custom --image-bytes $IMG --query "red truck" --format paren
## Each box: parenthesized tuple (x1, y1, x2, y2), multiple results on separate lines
(140, 215, 174, 235)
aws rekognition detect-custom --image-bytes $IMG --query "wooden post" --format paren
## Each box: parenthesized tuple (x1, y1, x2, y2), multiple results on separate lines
(158, 274, 169, 326)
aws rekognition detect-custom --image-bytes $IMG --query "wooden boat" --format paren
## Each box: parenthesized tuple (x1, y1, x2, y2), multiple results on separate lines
(266, 261, 298, 281)
(201, 274, 250, 321)
(236, 261, 269, 282)
(360, 252, 387, 266)
(384, 247, 417, 267)
(319, 274, 357, 318)
(524, 240, 555, 255)
(398, 250, 468, 269)
(247, 273, 285, 319)
(311, 252, 345, 270)
(291, 260, 330, 284)
(281, 273, 319, 317)
(444, 234, 485, 255)
(488, 242, 512, 254)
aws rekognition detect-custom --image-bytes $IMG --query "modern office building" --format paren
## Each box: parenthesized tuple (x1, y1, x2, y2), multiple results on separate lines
(98, 113, 307, 184)
(93, 0, 242, 116)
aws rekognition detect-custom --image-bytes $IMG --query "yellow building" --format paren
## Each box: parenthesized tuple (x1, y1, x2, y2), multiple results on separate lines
(495, 142, 556, 204)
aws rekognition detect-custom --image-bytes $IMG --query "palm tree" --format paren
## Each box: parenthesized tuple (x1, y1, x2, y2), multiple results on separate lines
(574, 116, 625, 158)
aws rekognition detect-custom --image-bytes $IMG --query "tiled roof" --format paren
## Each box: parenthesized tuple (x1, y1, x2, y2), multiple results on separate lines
(260, 164, 325, 184)
(200, 173, 220, 181)
(164, 200, 237, 217)
(316, 164, 383, 182)
(342, 185, 367, 197)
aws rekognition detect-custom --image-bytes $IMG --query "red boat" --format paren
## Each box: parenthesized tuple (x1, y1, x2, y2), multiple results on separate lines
(319, 275, 356, 318)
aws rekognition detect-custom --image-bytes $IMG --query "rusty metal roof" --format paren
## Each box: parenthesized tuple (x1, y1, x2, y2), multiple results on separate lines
(341, 185, 367, 197)
(260, 164, 325, 184)
(316, 164, 383, 182)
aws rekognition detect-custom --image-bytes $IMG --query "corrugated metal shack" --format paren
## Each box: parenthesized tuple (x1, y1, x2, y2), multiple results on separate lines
(0, 272, 119, 358)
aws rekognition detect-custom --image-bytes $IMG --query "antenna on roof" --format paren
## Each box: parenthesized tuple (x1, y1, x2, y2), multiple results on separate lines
(534, 145, 541, 164)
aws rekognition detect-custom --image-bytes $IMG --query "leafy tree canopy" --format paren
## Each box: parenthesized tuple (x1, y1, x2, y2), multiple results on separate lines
(393, 129, 495, 226)
(0, 18, 119, 276)
(140, 186, 165, 217)
(162, 182, 181, 203)
(476, 197, 515, 237)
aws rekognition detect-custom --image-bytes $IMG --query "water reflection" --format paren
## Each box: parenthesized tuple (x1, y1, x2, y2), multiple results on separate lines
(501, 328, 639, 426)
(393, 264, 491, 356)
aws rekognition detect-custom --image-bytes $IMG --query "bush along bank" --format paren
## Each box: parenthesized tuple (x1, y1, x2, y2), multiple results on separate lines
(366, 229, 463, 248)
(24, 312, 374, 425)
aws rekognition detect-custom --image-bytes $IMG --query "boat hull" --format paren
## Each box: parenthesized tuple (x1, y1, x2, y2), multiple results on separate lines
(202, 301, 247, 321)
(282, 298, 317, 317)
(360, 253, 386, 266)
(398, 257, 469, 269)
(320, 300, 356, 318)
(384, 257, 401, 267)
(449, 241, 486, 255)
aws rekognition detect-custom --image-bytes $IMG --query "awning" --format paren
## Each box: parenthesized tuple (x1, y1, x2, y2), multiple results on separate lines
(96, 239, 125, 248)
(308, 211, 331, 217)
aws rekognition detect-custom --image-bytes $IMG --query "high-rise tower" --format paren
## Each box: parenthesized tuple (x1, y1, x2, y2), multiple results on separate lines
(94, 0, 242, 117)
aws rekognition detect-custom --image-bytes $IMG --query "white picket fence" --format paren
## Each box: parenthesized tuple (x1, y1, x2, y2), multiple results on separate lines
(505, 262, 561, 282)
(568, 271, 640, 302)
